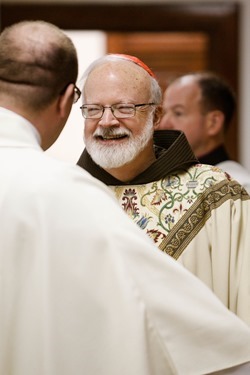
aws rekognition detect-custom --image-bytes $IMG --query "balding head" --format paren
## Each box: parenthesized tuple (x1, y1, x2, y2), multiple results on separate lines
(0, 20, 78, 111)
(81, 54, 162, 105)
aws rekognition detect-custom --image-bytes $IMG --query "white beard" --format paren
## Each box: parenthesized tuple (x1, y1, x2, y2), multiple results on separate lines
(84, 117, 154, 169)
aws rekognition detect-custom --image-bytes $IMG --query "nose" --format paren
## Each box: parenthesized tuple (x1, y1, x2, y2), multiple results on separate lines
(98, 107, 119, 127)
(158, 112, 173, 130)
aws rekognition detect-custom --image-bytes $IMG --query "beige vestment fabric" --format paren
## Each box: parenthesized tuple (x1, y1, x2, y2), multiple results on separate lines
(217, 159, 250, 193)
(111, 169, 250, 326)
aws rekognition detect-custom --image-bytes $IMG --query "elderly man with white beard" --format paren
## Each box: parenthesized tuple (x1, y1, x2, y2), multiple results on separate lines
(77, 53, 250, 327)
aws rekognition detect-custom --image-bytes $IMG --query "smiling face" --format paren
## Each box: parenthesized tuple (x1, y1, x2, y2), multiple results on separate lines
(83, 60, 156, 169)
(157, 76, 209, 156)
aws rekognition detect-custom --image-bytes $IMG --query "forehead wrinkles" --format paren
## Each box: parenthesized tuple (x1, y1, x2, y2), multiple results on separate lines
(85, 61, 151, 99)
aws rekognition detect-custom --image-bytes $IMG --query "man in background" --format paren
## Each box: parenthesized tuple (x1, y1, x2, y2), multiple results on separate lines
(157, 72, 250, 192)
(2, 21, 250, 375)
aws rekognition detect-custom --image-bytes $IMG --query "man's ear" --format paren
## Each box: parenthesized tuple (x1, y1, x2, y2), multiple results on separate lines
(57, 83, 75, 118)
(153, 105, 163, 129)
(206, 110, 224, 136)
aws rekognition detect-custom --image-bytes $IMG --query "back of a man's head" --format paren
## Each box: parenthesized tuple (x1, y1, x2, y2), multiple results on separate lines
(0, 20, 78, 111)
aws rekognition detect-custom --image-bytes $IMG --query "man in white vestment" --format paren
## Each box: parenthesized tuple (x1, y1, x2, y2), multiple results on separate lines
(1, 21, 250, 375)
(77, 54, 250, 326)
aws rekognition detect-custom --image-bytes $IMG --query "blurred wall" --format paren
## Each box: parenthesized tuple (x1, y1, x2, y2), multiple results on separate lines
(46, 31, 107, 162)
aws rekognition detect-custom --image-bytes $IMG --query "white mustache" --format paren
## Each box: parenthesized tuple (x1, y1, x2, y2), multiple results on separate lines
(93, 126, 131, 138)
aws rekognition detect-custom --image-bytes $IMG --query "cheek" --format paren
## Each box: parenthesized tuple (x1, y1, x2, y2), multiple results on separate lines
(132, 116, 149, 135)
(171, 119, 187, 131)
(175, 115, 195, 132)
(163, 114, 184, 130)
(184, 121, 204, 146)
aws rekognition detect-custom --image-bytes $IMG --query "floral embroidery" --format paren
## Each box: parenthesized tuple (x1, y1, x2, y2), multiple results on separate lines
(137, 214, 152, 229)
(121, 188, 139, 219)
(147, 229, 166, 243)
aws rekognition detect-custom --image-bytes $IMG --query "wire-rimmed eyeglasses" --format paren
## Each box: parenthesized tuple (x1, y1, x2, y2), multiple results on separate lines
(73, 85, 81, 104)
(80, 103, 156, 119)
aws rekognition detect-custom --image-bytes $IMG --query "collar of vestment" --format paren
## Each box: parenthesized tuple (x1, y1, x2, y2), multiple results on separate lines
(77, 130, 198, 186)
(0, 107, 41, 147)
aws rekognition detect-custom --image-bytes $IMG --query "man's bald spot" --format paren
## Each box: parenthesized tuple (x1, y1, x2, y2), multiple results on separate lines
(0, 20, 78, 110)
(0, 20, 76, 90)
(4, 21, 64, 68)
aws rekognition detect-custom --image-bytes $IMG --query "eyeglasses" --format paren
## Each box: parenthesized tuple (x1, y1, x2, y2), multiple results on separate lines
(80, 103, 156, 119)
(73, 85, 81, 104)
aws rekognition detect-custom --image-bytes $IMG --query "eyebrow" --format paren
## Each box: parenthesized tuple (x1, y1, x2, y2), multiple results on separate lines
(169, 104, 186, 110)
